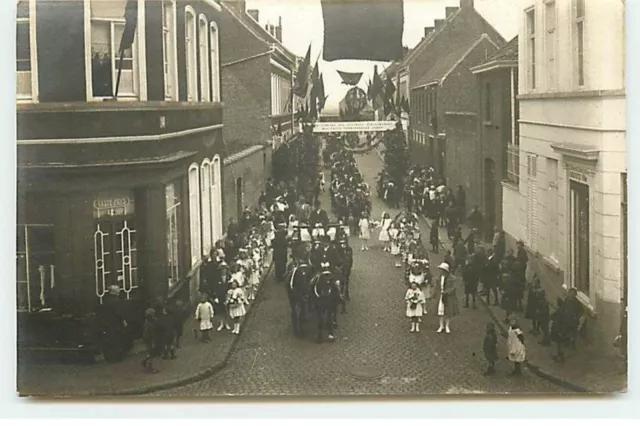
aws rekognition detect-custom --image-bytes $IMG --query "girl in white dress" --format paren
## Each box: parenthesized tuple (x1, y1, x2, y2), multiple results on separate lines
(194, 294, 214, 342)
(358, 215, 371, 251)
(226, 280, 247, 334)
(405, 282, 426, 332)
(378, 212, 392, 252)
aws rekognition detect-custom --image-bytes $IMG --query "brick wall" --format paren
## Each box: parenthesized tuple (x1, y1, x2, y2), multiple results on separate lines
(443, 112, 481, 208)
(221, 145, 271, 229)
(478, 68, 513, 231)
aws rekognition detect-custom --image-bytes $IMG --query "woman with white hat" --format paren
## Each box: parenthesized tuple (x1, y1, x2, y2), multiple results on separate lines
(436, 262, 459, 333)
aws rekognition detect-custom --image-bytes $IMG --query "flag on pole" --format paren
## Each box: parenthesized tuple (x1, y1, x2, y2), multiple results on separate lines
(321, 0, 404, 62)
(115, 0, 138, 97)
(293, 44, 312, 97)
(337, 70, 363, 86)
(317, 74, 327, 111)
(119, 0, 138, 52)
(370, 66, 385, 110)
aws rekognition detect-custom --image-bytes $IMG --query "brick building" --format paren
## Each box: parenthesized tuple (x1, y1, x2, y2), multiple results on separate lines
(412, 34, 499, 192)
(382, 0, 504, 173)
(16, 0, 226, 348)
(468, 36, 519, 237)
(219, 0, 299, 227)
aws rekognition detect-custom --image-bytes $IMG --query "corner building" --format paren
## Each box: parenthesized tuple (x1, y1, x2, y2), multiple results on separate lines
(506, 0, 626, 352)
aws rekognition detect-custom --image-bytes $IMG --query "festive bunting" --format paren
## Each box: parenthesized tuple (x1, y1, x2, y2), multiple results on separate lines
(337, 70, 363, 86)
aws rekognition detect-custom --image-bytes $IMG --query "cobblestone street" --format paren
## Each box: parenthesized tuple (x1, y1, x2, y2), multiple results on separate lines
(152, 150, 568, 397)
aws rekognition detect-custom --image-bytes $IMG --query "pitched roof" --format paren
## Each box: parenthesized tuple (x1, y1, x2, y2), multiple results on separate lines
(486, 35, 518, 62)
(412, 34, 497, 89)
(399, 7, 462, 69)
(470, 35, 518, 74)
(220, 1, 296, 64)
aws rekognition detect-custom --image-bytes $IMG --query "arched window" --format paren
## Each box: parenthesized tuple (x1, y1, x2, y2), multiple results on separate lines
(200, 159, 213, 256)
(185, 6, 197, 101)
(188, 163, 201, 265)
(209, 21, 220, 102)
(162, 0, 178, 100)
(211, 155, 223, 242)
(198, 14, 210, 102)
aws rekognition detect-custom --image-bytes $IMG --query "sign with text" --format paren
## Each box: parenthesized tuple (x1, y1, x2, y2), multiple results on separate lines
(312, 121, 397, 133)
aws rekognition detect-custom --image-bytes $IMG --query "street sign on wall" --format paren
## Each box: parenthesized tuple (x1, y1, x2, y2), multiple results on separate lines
(312, 121, 397, 133)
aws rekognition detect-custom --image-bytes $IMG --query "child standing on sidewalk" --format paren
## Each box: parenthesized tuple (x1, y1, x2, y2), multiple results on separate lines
(226, 280, 247, 335)
(507, 317, 526, 376)
(194, 294, 214, 343)
(358, 215, 371, 251)
(405, 282, 426, 333)
(483, 322, 499, 375)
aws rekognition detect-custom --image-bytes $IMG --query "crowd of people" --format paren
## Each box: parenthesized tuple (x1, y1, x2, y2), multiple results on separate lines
(378, 134, 587, 373)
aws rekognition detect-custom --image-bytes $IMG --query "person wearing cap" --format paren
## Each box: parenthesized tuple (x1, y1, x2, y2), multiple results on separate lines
(436, 262, 459, 334)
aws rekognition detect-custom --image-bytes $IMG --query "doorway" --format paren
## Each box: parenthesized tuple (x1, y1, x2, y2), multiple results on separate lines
(236, 177, 244, 221)
(570, 180, 590, 295)
(484, 158, 496, 241)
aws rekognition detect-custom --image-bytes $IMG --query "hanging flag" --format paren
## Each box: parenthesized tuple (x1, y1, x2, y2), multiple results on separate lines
(370, 67, 385, 110)
(401, 96, 410, 114)
(385, 78, 396, 103)
(321, 0, 404, 62)
(293, 44, 312, 97)
(337, 70, 363, 86)
(317, 74, 327, 111)
(366, 78, 372, 100)
(119, 0, 138, 52)
(115, 0, 138, 97)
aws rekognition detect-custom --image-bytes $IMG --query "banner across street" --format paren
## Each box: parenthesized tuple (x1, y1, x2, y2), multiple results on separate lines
(312, 121, 397, 133)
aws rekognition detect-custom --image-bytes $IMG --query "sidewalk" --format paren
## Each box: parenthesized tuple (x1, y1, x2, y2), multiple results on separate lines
(419, 211, 627, 393)
(17, 256, 274, 397)
(374, 142, 627, 393)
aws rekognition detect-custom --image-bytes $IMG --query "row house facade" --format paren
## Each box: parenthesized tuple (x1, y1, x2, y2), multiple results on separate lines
(219, 0, 299, 226)
(469, 36, 519, 238)
(386, 0, 504, 176)
(411, 34, 499, 202)
(509, 0, 626, 351)
(16, 0, 225, 325)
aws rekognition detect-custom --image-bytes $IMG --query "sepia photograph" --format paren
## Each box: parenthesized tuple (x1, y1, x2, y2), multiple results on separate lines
(12, 0, 628, 399)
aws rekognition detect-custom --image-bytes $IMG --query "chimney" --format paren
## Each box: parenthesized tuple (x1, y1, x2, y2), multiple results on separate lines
(445, 6, 459, 17)
(434, 19, 444, 28)
(247, 9, 259, 22)
(460, 0, 474, 9)
(275, 17, 283, 43)
(231, 0, 247, 13)
(424, 26, 434, 37)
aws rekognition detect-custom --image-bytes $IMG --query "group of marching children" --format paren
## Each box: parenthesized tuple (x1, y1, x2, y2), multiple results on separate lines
(195, 215, 273, 341)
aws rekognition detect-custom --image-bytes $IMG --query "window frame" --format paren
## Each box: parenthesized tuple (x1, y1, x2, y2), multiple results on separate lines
(16, 0, 38, 103)
(197, 13, 210, 102)
(200, 158, 213, 256)
(574, 0, 586, 87)
(165, 181, 181, 289)
(211, 155, 223, 243)
(544, 0, 557, 90)
(525, 7, 536, 91)
(84, 0, 147, 102)
(188, 162, 202, 266)
(209, 20, 220, 102)
(162, 0, 179, 101)
(184, 5, 198, 102)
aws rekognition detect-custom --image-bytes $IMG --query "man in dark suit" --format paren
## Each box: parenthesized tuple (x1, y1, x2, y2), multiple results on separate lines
(310, 201, 329, 227)
(483, 247, 501, 306)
